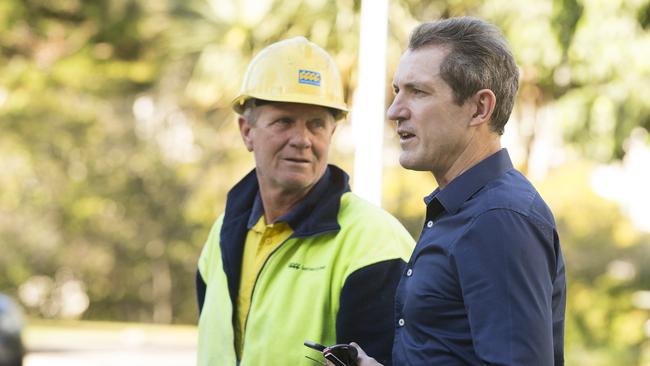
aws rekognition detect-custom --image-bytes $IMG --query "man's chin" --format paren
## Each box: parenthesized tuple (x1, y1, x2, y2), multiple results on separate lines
(399, 156, 428, 172)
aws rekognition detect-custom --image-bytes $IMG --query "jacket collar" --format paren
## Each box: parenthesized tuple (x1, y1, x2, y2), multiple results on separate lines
(219, 165, 351, 309)
(236, 165, 350, 237)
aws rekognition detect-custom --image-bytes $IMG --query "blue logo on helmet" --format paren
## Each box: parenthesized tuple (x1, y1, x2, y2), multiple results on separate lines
(298, 69, 321, 86)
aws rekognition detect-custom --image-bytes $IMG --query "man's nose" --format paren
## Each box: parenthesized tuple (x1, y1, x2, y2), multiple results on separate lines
(387, 94, 409, 122)
(288, 124, 312, 148)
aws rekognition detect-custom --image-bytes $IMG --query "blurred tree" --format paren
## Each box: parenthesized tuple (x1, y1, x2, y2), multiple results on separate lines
(537, 163, 650, 366)
(0, 0, 197, 323)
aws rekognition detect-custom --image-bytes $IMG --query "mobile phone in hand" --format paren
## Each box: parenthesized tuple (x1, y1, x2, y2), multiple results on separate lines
(304, 340, 358, 366)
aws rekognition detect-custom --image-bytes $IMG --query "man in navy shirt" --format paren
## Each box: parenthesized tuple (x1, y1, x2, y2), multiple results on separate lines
(350, 17, 566, 366)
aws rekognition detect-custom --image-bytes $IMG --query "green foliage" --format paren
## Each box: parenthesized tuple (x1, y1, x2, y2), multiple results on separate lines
(638, 0, 650, 30)
(537, 162, 650, 365)
(0, 0, 197, 323)
(552, 0, 583, 55)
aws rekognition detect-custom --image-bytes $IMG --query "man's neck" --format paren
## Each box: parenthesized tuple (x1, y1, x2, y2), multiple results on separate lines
(435, 137, 501, 189)
(258, 184, 311, 224)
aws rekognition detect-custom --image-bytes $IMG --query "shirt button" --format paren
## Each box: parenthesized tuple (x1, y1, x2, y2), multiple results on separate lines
(398, 318, 405, 327)
(426, 220, 433, 228)
(406, 268, 413, 277)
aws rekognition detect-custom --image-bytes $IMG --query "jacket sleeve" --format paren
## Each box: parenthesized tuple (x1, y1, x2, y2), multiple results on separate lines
(196, 215, 224, 320)
(196, 270, 207, 315)
(336, 258, 405, 366)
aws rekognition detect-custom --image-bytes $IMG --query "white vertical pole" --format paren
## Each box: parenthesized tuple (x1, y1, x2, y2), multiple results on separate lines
(351, 0, 388, 206)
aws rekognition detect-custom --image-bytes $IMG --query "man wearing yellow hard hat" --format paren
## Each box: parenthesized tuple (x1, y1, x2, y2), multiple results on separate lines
(195, 37, 414, 366)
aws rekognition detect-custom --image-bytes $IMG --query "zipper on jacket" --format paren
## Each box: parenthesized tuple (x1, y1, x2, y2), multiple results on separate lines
(238, 236, 293, 363)
(236, 228, 339, 363)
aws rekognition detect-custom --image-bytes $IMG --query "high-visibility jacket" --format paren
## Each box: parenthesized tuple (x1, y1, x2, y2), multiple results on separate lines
(196, 165, 414, 366)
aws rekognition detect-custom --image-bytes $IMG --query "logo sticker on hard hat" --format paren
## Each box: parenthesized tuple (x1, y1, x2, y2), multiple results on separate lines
(298, 69, 321, 86)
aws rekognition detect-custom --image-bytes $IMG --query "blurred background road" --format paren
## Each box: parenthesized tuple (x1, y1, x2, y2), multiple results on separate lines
(23, 320, 197, 366)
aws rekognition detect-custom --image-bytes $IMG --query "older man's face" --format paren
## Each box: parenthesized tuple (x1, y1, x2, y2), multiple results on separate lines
(239, 102, 336, 196)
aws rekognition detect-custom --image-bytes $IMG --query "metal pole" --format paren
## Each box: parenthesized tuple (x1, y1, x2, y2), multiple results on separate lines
(351, 0, 388, 206)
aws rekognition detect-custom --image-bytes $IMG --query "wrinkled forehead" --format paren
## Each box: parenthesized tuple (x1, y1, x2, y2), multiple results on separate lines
(256, 101, 336, 120)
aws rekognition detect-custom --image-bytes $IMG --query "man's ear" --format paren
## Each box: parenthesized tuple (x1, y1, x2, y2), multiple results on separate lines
(469, 89, 496, 126)
(239, 116, 254, 152)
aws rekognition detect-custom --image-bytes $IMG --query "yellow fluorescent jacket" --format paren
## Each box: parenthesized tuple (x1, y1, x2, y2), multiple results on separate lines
(196, 166, 414, 366)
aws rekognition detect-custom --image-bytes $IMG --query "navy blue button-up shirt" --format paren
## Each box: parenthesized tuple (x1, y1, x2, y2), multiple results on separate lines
(393, 149, 566, 366)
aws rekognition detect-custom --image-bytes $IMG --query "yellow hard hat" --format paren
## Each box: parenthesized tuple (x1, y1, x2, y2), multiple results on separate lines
(232, 37, 348, 120)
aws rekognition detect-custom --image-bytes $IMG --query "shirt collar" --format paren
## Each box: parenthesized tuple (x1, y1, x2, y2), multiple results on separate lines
(247, 191, 265, 229)
(426, 148, 514, 215)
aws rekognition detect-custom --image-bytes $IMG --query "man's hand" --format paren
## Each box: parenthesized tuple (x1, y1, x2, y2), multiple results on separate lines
(324, 342, 383, 366)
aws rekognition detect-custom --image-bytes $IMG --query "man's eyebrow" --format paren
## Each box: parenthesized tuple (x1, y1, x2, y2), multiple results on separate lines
(394, 81, 429, 91)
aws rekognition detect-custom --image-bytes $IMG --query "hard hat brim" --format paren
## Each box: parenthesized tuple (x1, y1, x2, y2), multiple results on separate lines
(232, 94, 348, 120)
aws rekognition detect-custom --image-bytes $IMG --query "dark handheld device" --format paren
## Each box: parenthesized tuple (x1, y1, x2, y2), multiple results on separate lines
(304, 340, 358, 366)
